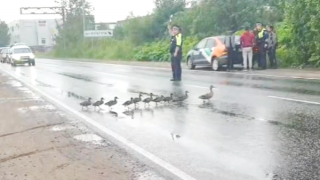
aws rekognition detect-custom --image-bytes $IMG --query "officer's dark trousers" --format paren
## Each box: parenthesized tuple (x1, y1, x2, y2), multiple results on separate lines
(171, 53, 182, 80)
(258, 45, 267, 69)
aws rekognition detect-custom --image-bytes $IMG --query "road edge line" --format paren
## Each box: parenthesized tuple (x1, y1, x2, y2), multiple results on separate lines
(268, 95, 320, 105)
(0, 68, 196, 180)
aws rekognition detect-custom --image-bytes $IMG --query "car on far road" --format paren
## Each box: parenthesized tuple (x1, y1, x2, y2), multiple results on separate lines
(186, 35, 244, 71)
(0, 47, 10, 63)
(9, 45, 35, 66)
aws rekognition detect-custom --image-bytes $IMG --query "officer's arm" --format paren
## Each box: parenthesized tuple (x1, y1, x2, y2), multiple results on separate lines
(175, 34, 182, 54)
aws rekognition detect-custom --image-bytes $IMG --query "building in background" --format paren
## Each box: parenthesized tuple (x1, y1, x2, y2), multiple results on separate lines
(8, 19, 62, 52)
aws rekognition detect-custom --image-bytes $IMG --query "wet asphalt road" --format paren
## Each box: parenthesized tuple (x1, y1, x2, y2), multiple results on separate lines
(1, 59, 320, 180)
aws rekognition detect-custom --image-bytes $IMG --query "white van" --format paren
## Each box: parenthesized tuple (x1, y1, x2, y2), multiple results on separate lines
(9, 45, 35, 66)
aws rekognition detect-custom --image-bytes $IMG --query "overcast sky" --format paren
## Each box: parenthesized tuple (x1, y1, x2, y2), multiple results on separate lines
(0, 0, 154, 23)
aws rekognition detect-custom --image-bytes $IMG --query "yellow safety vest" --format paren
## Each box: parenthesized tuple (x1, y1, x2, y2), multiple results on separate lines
(175, 33, 182, 47)
(258, 28, 266, 39)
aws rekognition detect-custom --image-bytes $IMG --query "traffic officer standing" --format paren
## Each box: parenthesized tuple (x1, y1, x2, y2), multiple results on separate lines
(256, 23, 268, 69)
(168, 25, 183, 81)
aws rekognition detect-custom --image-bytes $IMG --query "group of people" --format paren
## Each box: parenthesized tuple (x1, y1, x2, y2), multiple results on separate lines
(240, 23, 278, 71)
(166, 22, 278, 82)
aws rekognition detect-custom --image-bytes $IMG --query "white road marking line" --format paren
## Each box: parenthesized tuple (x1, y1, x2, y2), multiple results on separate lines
(268, 96, 320, 105)
(38, 59, 320, 80)
(0, 67, 196, 180)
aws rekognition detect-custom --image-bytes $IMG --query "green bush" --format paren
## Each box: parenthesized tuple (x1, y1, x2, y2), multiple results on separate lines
(133, 36, 200, 61)
(54, 39, 135, 60)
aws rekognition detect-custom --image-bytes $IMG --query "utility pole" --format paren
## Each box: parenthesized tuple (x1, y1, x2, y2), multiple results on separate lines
(82, 0, 86, 33)
(20, 7, 67, 49)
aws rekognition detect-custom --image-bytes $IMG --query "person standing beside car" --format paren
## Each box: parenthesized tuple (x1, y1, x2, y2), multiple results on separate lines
(168, 25, 183, 81)
(267, 25, 278, 68)
(240, 27, 255, 71)
(256, 23, 269, 69)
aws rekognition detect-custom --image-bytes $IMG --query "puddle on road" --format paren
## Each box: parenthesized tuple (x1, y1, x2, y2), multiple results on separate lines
(134, 170, 166, 180)
(58, 72, 113, 87)
(4, 80, 23, 87)
(17, 105, 56, 113)
(17, 87, 33, 93)
(51, 125, 75, 132)
(67, 92, 87, 100)
(73, 134, 103, 145)
(35, 79, 53, 87)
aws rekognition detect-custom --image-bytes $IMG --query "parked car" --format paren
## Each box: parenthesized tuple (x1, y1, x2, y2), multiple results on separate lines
(186, 35, 259, 71)
(9, 45, 35, 66)
(0, 47, 10, 63)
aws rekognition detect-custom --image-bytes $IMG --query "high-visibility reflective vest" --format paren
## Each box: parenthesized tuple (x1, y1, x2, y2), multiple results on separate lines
(258, 28, 267, 39)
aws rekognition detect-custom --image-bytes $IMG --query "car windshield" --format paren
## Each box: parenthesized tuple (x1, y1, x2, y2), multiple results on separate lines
(1, 49, 8, 53)
(14, 48, 31, 54)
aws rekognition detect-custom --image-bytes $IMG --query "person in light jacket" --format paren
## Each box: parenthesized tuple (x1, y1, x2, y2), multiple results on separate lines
(267, 25, 278, 68)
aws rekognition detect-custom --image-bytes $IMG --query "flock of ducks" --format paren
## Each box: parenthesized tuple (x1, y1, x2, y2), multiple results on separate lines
(80, 85, 215, 110)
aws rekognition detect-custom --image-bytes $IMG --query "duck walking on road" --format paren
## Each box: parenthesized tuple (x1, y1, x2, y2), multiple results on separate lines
(93, 97, 104, 110)
(133, 93, 143, 107)
(80, 98, 92, 110)
(163, 93, 173, 104)
(199, 85, 214, 103)
(142, 93, 153, 107)
(123, 97, 133, 109)
(173, 91, 189, 104)
(105, 97, 118, 109)
(152, 95, 164, 106)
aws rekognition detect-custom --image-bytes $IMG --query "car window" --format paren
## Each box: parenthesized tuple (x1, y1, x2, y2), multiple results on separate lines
(196, 39, 207, 49)
(205, 39, 215, 48)
(218, 37, 225, 44)
(234, 35, 241, 45)
(13, 48, 31, 54)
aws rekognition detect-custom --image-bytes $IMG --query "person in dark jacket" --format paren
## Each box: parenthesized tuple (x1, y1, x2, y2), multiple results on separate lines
(255, 23, 269, 69)
(227, 35, 234, 71)
(267, 25, 278, 68)
(168, 25, 183, 81)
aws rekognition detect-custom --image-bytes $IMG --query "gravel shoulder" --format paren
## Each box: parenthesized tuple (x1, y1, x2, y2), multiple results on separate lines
(0, 71, 165, 180)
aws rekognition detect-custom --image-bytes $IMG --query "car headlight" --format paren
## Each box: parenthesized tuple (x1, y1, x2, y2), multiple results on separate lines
(29, 54, 35, 59)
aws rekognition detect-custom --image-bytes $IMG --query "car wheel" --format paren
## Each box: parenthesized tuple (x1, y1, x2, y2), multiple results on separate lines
(32, 61, 35, 66)
(211, 58, 221, 71)
(187, 57, 195, 70)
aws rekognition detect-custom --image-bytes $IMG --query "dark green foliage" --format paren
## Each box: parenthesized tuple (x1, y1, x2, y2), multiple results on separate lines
(52, 0, 320, 68)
